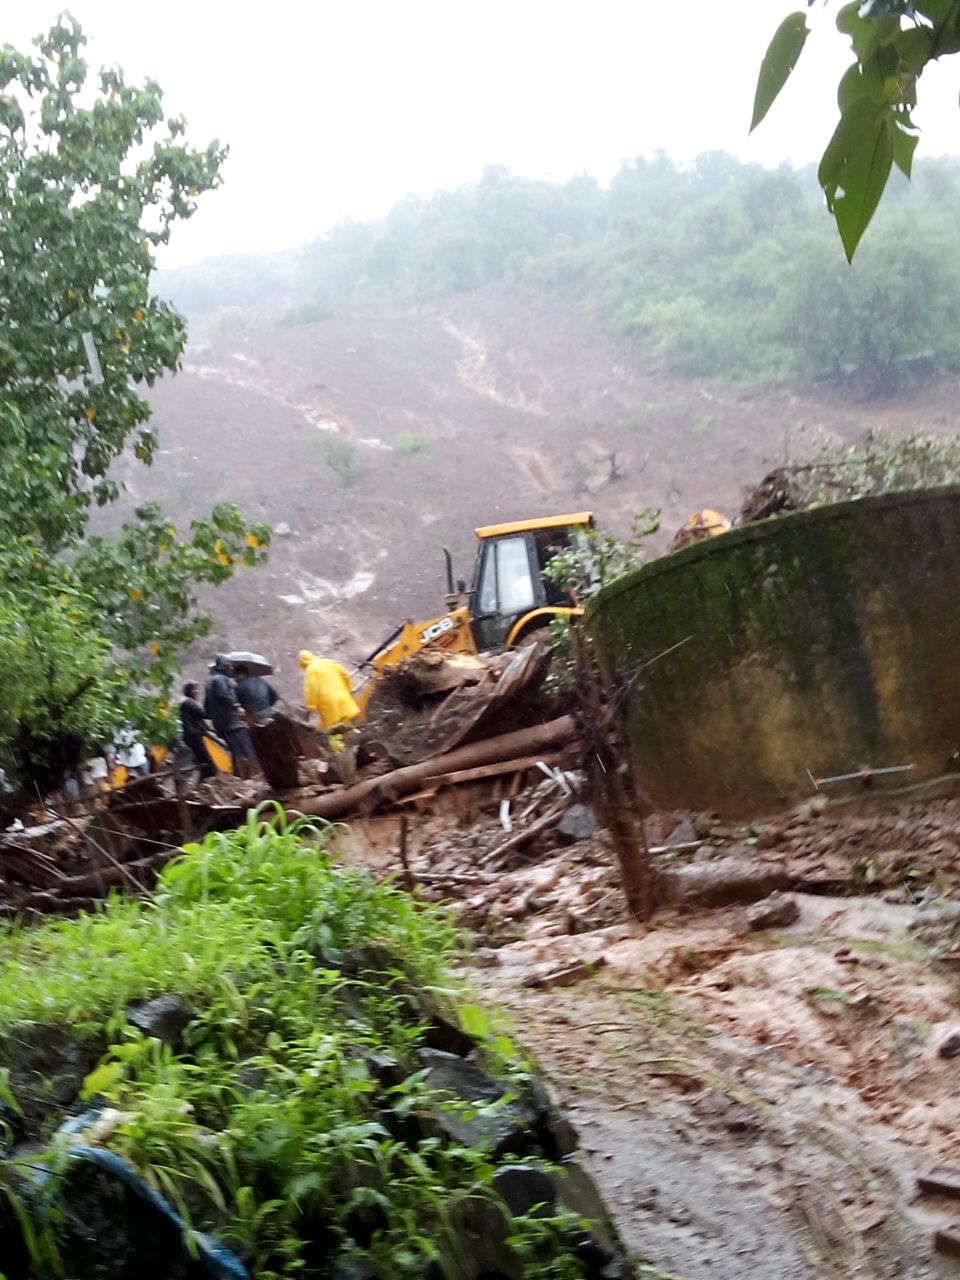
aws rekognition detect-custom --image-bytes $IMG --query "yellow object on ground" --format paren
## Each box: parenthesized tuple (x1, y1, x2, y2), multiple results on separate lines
(204, 735, 232, 773)
(298, 651, 361, 729)
(686, 508, 729, 535)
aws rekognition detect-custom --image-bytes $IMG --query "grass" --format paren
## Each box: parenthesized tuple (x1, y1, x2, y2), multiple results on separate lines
(0, 806, 587, 1278)
(393, 432, 430, 456)
(320, 438, 360, 486)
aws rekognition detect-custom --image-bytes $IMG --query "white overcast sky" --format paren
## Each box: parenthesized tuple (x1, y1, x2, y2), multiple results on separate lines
(6, 1, 960, 265)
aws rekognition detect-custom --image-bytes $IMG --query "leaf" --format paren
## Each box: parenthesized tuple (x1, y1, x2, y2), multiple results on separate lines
(751, 11, 810, 131)
(892, 119, 920, 177)
(860, 0, 912, 15)
(818, 97, 885, 191)
(832, 113, 894, 259)
(80, 1059, 124, 1099)
(459, 1003, 491, 1040)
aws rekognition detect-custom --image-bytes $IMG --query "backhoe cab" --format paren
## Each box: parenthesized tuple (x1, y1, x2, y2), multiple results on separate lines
(358, 512, 593, 706)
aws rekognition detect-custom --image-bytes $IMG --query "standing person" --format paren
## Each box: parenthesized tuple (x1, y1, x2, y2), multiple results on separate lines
(204, 656, 256, 777)
(297, 650, 360, 732)
(177, 681, 216, 779)
(235, 664, 279, 726)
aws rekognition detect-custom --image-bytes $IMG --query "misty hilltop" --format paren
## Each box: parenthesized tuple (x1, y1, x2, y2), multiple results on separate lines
(133, 249, 960, 698)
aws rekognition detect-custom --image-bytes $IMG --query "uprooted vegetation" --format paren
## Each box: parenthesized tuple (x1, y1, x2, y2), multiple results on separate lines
(739, 428, 960, 524)
(0, 807, 631, 1280)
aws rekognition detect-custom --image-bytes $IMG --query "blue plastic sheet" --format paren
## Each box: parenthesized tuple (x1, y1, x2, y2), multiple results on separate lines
(33, 1109, 250, 1280)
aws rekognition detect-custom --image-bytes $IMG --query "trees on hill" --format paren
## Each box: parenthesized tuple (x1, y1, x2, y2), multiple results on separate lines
(161, 149, 960, 394)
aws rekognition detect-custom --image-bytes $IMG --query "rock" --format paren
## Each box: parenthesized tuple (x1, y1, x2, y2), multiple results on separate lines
(522, 957, 606, 990)
(417, 1048, 537, 1156)
(663, 815, 698, 846)
(471, 947, 501, 969)
(527, 1073, 579, 1158)
(0, 1022, 103, 1134)
(746, 892, 800, 931)
(365, 1051, 405, 1088)
(554, 1159, 631, 1277)
(492, 1164, 557, 1218)
(274, 521, 293, 536)
(657, 858, 791, 909)
(125, 995, 195, 1048)
(556, 804, 598, 845)
(937, 1026, 960, 1059)
(756, 823, 787, 850)
(443, 1194, 519, 1279)
(421, 1010, 477, 1058)
(335, 945, 403, 980)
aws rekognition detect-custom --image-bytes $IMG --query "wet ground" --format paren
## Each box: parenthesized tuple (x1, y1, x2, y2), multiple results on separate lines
(482, 894, 960, 1280)
(342, 781, 960, 1278)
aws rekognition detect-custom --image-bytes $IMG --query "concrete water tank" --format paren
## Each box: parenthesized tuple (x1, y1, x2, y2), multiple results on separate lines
(586, 488, 960, 816)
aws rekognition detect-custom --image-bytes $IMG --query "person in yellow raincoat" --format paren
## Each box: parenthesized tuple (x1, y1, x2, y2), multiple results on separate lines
(297, 651, 360, 731)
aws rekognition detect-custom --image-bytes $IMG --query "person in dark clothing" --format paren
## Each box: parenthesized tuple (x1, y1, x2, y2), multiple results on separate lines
(177, 681, 216, 779)
(204, 656, 256, 776)
(234, 664, 280, 726)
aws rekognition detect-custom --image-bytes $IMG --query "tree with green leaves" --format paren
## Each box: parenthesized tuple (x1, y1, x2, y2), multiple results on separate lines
(0, 17, 269, 790)
(753, 1, 960, 258)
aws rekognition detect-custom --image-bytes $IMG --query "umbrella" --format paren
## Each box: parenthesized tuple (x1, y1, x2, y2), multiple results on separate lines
(223, 650, 274, 676)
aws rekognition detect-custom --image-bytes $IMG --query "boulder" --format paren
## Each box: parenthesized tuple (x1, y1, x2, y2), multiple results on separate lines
(492, 1164, 556, 1218)
(746, 892, 800, 931)
(443, 1194, 519, 1279)
(937, 1026, 960, 1059)
(417, 1048, 537, 1156)
(0, 1022, 103, 1136)
(556, 804, 598, 845)
(554, 1159, 632, 1279)
(125, 995, 195, 1048)
(657, 858, 790, 909)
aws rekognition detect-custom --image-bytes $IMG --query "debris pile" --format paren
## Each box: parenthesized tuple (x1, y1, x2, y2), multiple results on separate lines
(0, 774, 248, 918)
(0, 645, 579, 917)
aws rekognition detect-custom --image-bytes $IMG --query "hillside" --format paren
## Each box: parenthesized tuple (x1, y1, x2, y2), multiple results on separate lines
(116, 283, 960, 701)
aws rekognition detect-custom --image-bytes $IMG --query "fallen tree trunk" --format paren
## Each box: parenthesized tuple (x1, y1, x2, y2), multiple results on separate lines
(294, 717, 575, 820)
(417, 749, 570, 790)
(41, 848, 179, 896)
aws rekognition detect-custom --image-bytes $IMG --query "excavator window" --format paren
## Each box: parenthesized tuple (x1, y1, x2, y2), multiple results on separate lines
(533, 527, 575, 606)
(478, 534, 536, 615)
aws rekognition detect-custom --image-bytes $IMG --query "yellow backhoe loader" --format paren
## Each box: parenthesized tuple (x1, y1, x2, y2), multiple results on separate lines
(356, 512, 593, 709)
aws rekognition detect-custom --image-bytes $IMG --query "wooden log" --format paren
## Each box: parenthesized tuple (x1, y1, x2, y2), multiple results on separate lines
(294, 717, 575, 820)
(417, 750, 567, 791)
(918, 1171, 960, 1200)
(47, 848, 179, 896)
(0, 894, 101, 918)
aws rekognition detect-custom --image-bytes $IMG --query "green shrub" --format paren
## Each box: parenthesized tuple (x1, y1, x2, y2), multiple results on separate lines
(394, 432, 430, 456)
(321, 438, 360, 486)
(0, 809, 588, 1278)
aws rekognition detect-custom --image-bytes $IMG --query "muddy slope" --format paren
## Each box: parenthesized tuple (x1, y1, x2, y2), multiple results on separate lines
(111, 284, 960, 699)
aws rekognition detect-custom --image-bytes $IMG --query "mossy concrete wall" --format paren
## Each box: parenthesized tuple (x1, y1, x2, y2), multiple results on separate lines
(587, 488, 960, 816)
